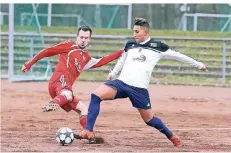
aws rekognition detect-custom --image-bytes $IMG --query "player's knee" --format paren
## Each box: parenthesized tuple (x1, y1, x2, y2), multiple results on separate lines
(145, 120, 153, 126)
(76, 101, 88, 116)
(93, 84, 116, 100)
(93, 85, 104, 97)
(60, 89, 73, 102)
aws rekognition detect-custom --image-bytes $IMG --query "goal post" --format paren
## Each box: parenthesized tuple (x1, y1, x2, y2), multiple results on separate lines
(4, 3, 133, 82)
(7, 4, 53, 82)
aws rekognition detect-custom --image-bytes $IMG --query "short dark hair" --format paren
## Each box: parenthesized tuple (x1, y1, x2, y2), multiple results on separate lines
(134, 18, 150, 29)
(77, 26, 92, 37)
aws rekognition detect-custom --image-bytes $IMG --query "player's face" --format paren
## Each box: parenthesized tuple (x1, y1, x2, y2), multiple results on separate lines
(76, 30, 91, 49)
(133, 25, 148, 43)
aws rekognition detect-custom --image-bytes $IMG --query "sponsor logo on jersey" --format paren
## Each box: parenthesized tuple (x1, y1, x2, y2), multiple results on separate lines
(60, 75, 67, 87)
(132, 55, 146, 62)
(74, 58, 81, 72)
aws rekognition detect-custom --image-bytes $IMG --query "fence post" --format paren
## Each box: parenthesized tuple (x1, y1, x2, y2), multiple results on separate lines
(222, 40, 226, 86)
(127, 4, 132, 29)
(47, 4, 52, 27)
(193, 15, 198, 32)
(183, 14, 187, 31)
(20, 13, 24, 26)
(8, 4, 14, 82)
(77, 16, 81, 27)
(0, 12, 3, 25)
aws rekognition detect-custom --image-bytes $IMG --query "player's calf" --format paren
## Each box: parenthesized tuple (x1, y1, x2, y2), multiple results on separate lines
(75, 101, 88, 128)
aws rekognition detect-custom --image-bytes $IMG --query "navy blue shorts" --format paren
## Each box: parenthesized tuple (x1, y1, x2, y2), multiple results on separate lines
(104, 79, 151, 110)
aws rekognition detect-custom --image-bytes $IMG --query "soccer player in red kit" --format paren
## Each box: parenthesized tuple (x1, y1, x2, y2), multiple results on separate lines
(21, 26, 123, 129)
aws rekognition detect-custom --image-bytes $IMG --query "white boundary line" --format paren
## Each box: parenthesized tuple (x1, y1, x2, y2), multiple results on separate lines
(1, 127, 231, 133)
(172, 127, 231, 131)
(96, 127, 231, 132)
(95, 127, 231, 132)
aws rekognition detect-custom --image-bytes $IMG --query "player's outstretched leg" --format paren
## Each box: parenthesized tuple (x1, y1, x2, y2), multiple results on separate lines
(145, 116, 182, 147)
(43, 89, 73, 112)
(77, 93, 103, 144)
(74, 100, 88, 128)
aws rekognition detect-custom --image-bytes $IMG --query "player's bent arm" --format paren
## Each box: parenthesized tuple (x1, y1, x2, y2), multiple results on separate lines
(21, 41, 74, 72)
(161, 48, 205, 70)
(83, 50, 123, 70)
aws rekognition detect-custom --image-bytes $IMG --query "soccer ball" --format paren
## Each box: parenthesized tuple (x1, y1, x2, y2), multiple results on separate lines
(55, 127, 74, 146)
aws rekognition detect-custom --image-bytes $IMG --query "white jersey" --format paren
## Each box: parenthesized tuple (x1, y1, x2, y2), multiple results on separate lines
(110, 37, 204, 89)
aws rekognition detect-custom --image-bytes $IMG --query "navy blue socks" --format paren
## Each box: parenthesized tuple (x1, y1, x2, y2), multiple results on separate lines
(146, 116, 173, 138)
(86, 94, 102, 131)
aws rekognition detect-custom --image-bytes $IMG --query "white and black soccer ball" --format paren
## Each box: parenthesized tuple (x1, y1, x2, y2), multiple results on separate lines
(55, 127, 74, 146)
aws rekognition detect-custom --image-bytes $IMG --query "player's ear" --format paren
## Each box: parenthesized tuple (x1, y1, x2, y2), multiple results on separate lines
(143, 28, 148, 36)
(145, 27, 149, 33)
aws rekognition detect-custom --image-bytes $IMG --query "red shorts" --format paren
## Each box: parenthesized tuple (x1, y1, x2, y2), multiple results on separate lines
(48, 73, 78, 112)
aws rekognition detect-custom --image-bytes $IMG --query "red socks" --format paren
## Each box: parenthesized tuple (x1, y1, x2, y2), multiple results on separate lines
(80, 116, 87, 129)
(52, 95, 87, 129)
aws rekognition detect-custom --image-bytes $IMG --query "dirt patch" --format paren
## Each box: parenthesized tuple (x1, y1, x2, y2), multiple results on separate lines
(1, 79, 231, 152)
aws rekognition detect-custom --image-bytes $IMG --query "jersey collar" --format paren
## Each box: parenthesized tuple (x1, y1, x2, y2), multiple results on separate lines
(139, 37, 151, 45)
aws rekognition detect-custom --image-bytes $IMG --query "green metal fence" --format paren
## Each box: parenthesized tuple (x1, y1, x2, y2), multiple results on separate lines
(1, 4, 231, 31)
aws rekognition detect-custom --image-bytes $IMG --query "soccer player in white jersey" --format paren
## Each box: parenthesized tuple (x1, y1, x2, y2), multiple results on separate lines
(76, 18, 207, 147)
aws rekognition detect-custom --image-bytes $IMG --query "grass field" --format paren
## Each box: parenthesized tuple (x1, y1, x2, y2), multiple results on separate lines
(1, 25, 231, 37)
(1, 25, 231, 86)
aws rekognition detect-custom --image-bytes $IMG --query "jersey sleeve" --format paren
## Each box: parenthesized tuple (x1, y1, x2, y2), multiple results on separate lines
(24, 41, 74, 69)
(161, 48, 204, 69)
(109, 50, 128, 76)
(83, 50, 123, 70)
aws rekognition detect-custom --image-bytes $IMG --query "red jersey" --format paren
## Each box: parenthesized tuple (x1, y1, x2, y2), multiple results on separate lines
(24, 40, 123, 85)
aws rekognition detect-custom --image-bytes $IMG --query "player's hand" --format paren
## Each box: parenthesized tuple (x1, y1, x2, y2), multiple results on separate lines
(200, 64, 208, 72)
(21, 64, 30, 72)
(107, 72, 115, 81)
